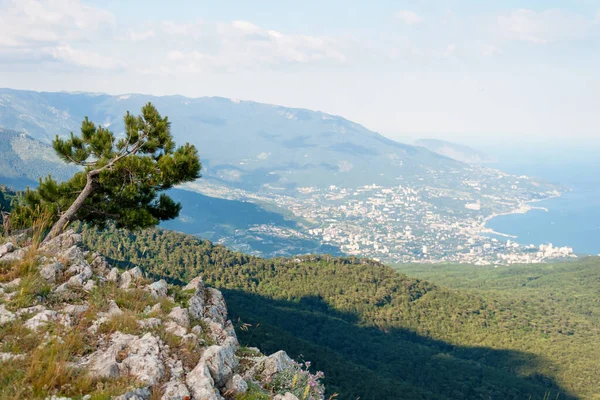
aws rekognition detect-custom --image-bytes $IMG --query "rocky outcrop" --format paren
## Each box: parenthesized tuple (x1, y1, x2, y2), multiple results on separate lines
(0, 230, 326, 400)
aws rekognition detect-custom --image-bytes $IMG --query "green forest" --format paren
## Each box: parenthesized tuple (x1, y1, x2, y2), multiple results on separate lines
(79, 225, 600, 400)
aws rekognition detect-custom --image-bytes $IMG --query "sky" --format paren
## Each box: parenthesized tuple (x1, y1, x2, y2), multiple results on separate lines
(0, 0, 599, 148)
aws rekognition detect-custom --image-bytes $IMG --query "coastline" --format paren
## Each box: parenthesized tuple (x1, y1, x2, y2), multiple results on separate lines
(478, 192, 562, 240)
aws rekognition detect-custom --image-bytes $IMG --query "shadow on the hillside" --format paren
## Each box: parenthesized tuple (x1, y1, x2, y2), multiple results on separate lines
(221, 289, 578, 400)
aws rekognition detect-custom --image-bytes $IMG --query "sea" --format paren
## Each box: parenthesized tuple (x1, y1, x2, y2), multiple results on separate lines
(483, 146, 600, 255)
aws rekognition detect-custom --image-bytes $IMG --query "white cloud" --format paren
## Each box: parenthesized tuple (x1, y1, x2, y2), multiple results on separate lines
(127, 29, 155, 42)
(0, 0, 114, 47)
(161, 20, 346, 73)
(395, 11, 423, 25)
(46, 45, 124, 70)
(0, 0, 120, 70)
(497, 9, 595, 44)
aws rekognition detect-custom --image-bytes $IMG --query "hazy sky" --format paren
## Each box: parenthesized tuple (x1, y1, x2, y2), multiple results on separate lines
(0, 0, 599, 146)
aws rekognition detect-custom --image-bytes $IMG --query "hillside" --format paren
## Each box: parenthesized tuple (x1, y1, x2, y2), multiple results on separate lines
(80, 225, 600, 399)
(415, 139, 496, 164)
(0, 88, 550, 195)
(0, 127, 78, 188)
(0, 230, 324, 400)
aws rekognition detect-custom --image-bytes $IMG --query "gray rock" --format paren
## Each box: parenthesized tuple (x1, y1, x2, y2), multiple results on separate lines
(0, 352, 26, 362)
(273, 394, 300, 400)
(188, 293, 205, 320)
(107, 267, 120, 283)
(40, 230, 82, 253)
(0, 304, 16, 326)
(201, 336, 239, 388)
(62, 304, 89, 316)
(40, 261, 63, 282)
(120, 267, 144, 289)
(147, 279, 168, 298)
(225, 374, 248, 394)
(161, 378, 191, 400)
(183, 275, 205, 292)
(168, 307, 190, 328)
(121, 333, 165, 385)
(0, 248, 25, 262)
(16, 305, 46, 317)
(243, 350, 294, 382)
(24, 310, 58, 331)
(186, 362, 220, 400)
(83, 279, 96, 291)
(62, 245, 86, 264)
(0, 242, 14, 257)
(113, 387, 151, 400)
(204, 288, 228, 325)
(87, 332, 137, 379)
(138, 318, 162, 329)
(165, 320, 188, 337)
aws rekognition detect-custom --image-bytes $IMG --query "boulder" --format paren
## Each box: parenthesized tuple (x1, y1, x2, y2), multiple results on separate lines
(39, 230, 82, 253)
(24, 310, 58, 331)
(244, 350, 294, 382)
(225, 374, 248, 394)
(107, 267, 120, 283)
(120, 267, 144, 289)
(121, 333, 165, 385)
(39, 261, 63, 282)
(147, 279, 168, 298)
(168, 307, 190, 328)
(0, 242, 14, 257)
(186, 362, 221, 400)
(161, 378, 191, 400)
(201, 336, 239, 388)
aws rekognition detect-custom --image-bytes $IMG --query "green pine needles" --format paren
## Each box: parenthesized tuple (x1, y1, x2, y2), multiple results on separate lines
(11, 103, 201, 242)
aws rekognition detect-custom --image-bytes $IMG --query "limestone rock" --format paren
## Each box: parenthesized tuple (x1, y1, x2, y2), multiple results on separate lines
(0, 304, 16, 326)
(113, 387, 151, 400)
(188, 293, 205, 320)
(40, 261, 63, 282)
(274, 393, 300, 400)
(183, 275, 205, 292)
(138, 317, 162, 329)
(87, 332, 137, 379)
(201, 336, 239, 388)
(161, 378, 191, 400)
(0, 242, 14, 257)
(244, 350, 294, 382)
(0, 352, 26, 362)
(225, 374, 248, 394)
(186, 362, 221, 400)
(147, 279, 168, 298)
(0, 248, 25, 262)
(107, 267, 120, 283)
(168, 306, 190, 328)
(24, 310, 58, 331)
(83, 279, 96, 291)
(120, 267, 144, 289)
(62, 245, 86, 264)
(121, 333, 165, 385)
(39, 229, 82, 253)
(204, 288, 228, 325)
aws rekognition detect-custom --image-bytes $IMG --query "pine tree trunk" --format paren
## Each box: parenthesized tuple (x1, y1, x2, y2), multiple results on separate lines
(43, 172, 98, 243)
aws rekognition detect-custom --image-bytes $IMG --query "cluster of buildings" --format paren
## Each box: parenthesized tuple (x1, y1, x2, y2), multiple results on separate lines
(185, 170, 571, 265)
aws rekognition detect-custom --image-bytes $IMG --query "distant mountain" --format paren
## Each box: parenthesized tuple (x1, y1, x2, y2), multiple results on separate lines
(0, 126, 78, 189)
(0, 88, 466, 191)
(415, 139, 496, 164)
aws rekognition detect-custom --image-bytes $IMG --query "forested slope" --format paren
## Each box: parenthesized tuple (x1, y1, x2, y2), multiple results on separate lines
(80, 225, 599, 399)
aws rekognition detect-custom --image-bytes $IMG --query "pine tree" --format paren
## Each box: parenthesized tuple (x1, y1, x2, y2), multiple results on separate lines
(15, 103, 201, 242)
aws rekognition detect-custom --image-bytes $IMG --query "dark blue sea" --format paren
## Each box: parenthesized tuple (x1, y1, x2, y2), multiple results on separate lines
(484, 147, 600, 255)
